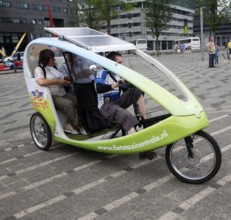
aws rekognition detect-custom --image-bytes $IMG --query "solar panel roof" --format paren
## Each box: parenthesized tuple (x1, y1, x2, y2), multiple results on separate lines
(45, 27, 136, 52)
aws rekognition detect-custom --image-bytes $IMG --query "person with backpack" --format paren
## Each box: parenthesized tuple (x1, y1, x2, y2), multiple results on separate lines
(34, 49, 80, 135)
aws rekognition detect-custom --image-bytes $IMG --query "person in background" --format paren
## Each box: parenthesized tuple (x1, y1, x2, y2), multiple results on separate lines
(180, 43, 185, 55)
(95, 51, 156, 159)
(227, 40, 231, 55)
(34, 49, 80, 135)
(207, 37, 215, 68)
(5, 58, 17, 73)
(214, 45, 220, 67)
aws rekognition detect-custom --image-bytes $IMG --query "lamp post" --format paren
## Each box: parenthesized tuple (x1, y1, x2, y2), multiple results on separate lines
(200, 7, 204, 61)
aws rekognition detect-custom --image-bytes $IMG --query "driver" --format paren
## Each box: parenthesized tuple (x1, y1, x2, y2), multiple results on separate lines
(95, 52, 156, 158)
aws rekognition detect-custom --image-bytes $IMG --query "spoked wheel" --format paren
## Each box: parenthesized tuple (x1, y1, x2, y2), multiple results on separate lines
(30, 113, 52, 151)
(165, 130, 222, 184)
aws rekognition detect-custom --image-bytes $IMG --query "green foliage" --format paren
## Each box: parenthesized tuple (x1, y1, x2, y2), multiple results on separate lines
(195, 0, 230, 35)
(79, 0, 102, 29)
(68, 0, 134, 34)
(88, 0, 134, 34)
(145, 0, 172, 56)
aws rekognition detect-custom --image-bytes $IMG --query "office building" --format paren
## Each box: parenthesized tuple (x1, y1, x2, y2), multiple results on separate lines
(102, 0, 196, 50)
(0, 0, 74, 56)
(0, 0, 197, 54)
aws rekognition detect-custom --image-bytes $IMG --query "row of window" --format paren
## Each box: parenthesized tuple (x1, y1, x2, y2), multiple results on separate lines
(0, 32, 43, 44)
(0, 17, 50, 25)
(0, 1, 69, 13)
(0, 32, 24, 44)
(106, 23, 193, 31)
(0, 0, 10, 7)
(112, 31, 193, 38)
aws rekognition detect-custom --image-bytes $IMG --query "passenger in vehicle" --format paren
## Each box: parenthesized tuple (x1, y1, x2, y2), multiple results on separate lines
(95, 51, 147, 135)
(34, 49, 79, 135)
(58, 52, 95, 88)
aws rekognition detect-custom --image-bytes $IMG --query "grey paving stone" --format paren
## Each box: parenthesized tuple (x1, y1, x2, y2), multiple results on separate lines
(1, 52, 231, 219)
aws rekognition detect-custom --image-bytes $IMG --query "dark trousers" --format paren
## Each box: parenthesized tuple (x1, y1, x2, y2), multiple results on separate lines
(209, 54, 215, 67)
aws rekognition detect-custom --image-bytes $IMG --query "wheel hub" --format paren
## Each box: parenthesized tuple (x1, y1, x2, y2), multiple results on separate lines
(186, 148, 201, 165)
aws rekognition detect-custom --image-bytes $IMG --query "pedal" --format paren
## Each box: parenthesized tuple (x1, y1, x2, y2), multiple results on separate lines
(139, 150, 157, 160)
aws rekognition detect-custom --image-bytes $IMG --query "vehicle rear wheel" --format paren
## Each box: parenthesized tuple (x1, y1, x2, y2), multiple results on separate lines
(30, 113, 52, 150)
(165, 130, 222, 184)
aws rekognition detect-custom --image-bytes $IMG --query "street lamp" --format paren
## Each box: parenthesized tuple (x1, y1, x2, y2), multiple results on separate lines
(200, 7, 204, 61)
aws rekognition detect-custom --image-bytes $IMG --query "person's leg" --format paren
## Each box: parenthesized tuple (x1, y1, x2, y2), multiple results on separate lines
(53, 94, 79, 128)
(209, 54, 212, 67)
(113, 88, 147, 119)
(100, 103, 138, 134)
(212, 54, 215, 67)
(136, 95, 147, 119)
(11, 64, 17, 73)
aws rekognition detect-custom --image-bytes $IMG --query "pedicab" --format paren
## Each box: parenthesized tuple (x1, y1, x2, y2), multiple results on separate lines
(23, 27, 222, 184)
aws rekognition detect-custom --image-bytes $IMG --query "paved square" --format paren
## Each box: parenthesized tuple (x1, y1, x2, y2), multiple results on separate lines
(0, 51, 231, 219)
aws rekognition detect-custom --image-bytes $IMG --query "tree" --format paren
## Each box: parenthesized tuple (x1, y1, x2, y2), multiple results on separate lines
(79, 0, 102, 29)
(91, 0, 134, 35)
(196, 0, 231, 38)
(145, 0, 172, 56)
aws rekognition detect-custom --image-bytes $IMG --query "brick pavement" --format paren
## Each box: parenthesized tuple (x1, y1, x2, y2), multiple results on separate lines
(0, 51, 231, 219)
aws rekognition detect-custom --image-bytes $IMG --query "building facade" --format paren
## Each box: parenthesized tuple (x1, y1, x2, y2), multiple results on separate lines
(101, 0, 195, 50)
(0, 0, 199, 55)
(0, 0, 75, 56)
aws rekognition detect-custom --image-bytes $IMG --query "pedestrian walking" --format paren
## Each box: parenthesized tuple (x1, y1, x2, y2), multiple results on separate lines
(180, 43, 185, 55)
(207, 37, 215, 68)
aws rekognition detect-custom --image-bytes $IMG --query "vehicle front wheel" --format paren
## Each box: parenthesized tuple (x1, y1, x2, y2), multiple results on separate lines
(30, 113, 52, 151)
(165, 130, 222, 184)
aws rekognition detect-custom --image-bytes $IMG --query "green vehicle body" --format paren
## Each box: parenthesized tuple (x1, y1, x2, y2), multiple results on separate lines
(24, 28, 208, 154)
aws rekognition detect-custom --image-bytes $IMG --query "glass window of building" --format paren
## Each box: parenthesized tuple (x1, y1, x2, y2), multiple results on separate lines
(63, 8, 68, 13)
(0, 34, 3, 43)
(12, 34, 19, 43)
(0, 0, 11, 7)
(11, 18, 20, 24)
(18, 2, 29, 9)
(38, 19, 43, 25)
(32, 19, 37, 24)
(50, 6, 60, 13)
(20, 18, 27, 24)
(32, 4, 44, 11)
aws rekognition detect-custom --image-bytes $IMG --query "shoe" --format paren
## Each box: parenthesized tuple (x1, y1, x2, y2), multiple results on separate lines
(64, 124, 79, 135)
(79, 127, 88, 135)
(139, 150, 157, 160)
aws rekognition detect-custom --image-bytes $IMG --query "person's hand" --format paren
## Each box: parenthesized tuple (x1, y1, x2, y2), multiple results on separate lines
(59, 79, 70, 87)
(116, 79, 126, 87)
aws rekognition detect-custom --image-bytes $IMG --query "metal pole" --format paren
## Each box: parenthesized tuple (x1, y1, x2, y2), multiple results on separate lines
(200, 7, 204, 61)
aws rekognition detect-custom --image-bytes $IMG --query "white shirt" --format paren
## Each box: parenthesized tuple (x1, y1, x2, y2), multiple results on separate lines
(34, 66, 66, 97)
